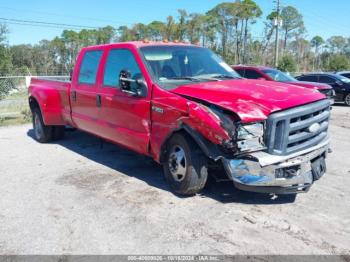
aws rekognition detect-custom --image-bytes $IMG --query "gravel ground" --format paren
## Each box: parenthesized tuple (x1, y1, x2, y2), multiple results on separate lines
(0, 105, 349, 255)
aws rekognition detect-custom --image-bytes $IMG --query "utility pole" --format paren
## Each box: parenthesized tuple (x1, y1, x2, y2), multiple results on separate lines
(274, 0, 281, 68)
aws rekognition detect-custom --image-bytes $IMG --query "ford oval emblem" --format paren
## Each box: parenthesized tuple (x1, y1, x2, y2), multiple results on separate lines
(308, 123, 321, 134)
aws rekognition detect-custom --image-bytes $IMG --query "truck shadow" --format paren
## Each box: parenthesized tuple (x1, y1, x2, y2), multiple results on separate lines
(333, 103, 348, 107)
(27, 129, 296, 205)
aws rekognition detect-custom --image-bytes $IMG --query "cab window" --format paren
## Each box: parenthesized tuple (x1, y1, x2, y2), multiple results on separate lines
(103, 49, 142, 88)
(244, 69, 263, 79)
(235, 68, 245, 77)
(78, 50, 103, 85)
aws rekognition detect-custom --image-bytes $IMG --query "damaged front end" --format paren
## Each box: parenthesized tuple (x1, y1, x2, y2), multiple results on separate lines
(184, 101, 267, 156)
(183, 99, 331, 195)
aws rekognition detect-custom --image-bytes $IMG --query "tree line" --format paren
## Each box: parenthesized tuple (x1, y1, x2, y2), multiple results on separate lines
(1, 0, 350, 77)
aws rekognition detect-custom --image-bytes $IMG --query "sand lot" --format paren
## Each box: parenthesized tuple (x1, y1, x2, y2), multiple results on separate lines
(0, 105, 349, 255)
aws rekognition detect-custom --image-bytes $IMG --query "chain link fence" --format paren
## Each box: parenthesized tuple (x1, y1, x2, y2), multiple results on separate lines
(0, 75, 69, 125)
(0, 75, 70, 99)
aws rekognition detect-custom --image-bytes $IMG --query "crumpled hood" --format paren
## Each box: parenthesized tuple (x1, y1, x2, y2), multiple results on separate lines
(285, 81, 332, 90)
(171, 79, 326, 123)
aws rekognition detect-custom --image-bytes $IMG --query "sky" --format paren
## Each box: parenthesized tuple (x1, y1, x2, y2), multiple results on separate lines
(0, 0, 349, 45)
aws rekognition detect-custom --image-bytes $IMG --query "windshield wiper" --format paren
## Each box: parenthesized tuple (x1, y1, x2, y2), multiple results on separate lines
(165, 75, 240, 83)
(209, 74, 241, 80)
(165, 77, 202, 82)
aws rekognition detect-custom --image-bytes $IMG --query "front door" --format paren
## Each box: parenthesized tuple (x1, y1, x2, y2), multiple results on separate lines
(96, 48, 151, 155)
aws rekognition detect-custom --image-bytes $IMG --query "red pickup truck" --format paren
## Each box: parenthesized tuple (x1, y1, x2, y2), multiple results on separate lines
(29, 41, 331, 196)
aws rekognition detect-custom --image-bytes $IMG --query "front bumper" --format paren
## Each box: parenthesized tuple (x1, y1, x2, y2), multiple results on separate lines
(222, 138, 330, 194)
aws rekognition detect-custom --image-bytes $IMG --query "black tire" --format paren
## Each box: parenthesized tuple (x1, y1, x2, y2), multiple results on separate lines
(163, 133, 208, 196)
(344, 93, 350, 106)
(52, 126, 65, 141)
(32, 107, 53, 143)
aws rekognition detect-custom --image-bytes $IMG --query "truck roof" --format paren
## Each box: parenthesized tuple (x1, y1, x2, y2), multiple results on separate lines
(233, 65, 272, 70)
(82, 41, 196, 50)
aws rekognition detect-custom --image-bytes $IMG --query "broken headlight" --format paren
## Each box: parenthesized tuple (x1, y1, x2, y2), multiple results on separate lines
(237, 123, 265, 152)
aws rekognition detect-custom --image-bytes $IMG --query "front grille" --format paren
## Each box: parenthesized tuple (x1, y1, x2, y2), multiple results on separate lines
(266, 99, 331, 155)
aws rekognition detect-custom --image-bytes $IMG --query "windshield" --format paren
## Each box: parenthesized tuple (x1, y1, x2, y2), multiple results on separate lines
(140, 46, 241, 90)
(262, 69, 297, 82)
(337, 75, 350, 84)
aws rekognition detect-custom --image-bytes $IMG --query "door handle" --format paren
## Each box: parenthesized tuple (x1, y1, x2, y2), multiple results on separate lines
(72, 91, 77, 102)
(96, 94, 102, 107)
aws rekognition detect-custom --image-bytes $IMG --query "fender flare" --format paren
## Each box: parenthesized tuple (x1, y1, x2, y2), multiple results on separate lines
(29, 95, 40, 111)
(159, 124, 224, 163)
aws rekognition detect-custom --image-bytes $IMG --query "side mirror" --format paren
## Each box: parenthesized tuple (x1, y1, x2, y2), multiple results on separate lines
(119, 70, 147, 97)
(258, 77, 267, 81)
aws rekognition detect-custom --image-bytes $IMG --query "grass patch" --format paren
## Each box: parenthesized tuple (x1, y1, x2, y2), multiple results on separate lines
(7, 89, 28, 100)
(0, 89, 31, 127)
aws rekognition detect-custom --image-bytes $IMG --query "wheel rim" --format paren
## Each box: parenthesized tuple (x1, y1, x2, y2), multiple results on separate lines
(345, 94, 350, 106)
(34, 113, 43, 139)
(168, 145, 187, 182)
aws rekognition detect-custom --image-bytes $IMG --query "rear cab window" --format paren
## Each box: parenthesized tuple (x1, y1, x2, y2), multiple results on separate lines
(235, 68, 245, 77)
(78, 50, 103, 85)
(244, 69, 263, 79)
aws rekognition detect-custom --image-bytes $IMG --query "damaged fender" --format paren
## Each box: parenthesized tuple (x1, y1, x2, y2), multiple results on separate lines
(158, 100, 239, 163)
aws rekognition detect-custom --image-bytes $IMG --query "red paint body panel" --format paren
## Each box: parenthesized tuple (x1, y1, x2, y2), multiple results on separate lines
(149, 86, 189, 160)
(171, 79, 325, 123)
(29, 78, 71, 126)
(28, 42, 327, 163)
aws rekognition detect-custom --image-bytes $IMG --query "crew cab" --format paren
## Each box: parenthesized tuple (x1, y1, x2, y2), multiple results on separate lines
(233, 65, 335, 103)
(29, 42, 331, 197)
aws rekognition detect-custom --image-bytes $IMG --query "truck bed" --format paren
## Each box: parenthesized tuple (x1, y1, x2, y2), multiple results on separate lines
(29, 78, 73, 126)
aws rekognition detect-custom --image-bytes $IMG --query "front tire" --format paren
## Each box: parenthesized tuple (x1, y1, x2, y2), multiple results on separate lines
(345, 93, 350, 106)
(163, 133, 208, 196)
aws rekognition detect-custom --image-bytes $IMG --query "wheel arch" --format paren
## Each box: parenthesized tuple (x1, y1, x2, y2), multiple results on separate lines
(159, 124, 224, 164)
(29, 96, 41, 112)
(28, 91, 65, 126)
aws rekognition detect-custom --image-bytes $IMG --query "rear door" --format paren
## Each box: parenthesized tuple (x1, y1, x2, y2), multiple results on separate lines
(96, 47, 151, 155)
(71, 49, 103, 133)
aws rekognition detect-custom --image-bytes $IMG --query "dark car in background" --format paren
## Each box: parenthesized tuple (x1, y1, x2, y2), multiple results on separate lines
(337, 71, 350, 79)
(296, 73, 350, 106)
(233, 65, 335, 102)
